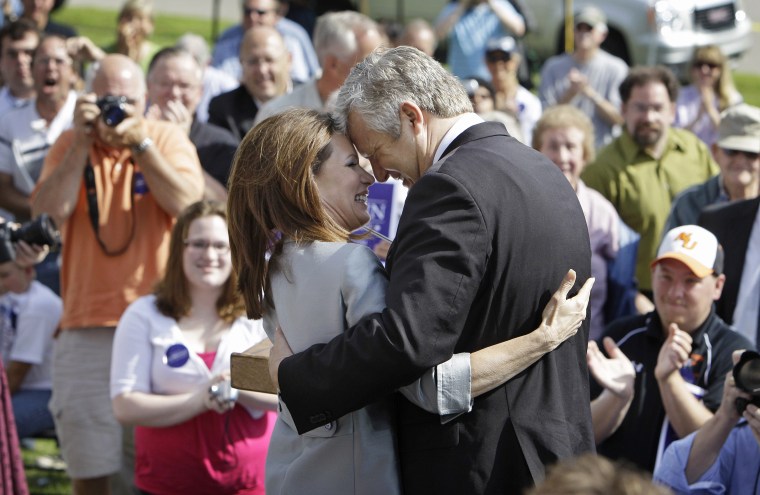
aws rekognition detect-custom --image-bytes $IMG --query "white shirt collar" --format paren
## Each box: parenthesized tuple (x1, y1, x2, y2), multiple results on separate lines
(433, 112, 484, 164)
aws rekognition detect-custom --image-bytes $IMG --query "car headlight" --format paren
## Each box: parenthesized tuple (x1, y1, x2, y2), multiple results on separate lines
(649, 0, 691, 33)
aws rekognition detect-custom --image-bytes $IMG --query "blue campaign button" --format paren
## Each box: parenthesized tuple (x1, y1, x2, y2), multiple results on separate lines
(133, 171, 149, 195)
(164, 344, 190, 367)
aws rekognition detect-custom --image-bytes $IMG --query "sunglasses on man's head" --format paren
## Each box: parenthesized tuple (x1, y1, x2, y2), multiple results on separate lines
(485, 51, 512, 64)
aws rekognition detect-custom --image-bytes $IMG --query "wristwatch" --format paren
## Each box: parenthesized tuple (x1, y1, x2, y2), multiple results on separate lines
(131, 137, 153, 154)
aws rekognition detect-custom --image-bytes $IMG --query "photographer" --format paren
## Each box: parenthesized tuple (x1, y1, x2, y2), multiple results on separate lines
(654, 350, 760, 494)
(31, 54, 203, 495)
(0, 216, 61, 441)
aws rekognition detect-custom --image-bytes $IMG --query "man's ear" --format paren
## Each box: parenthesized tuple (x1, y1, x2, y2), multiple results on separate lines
(399, 101, 424, 131)
(713, 273, 726, 300)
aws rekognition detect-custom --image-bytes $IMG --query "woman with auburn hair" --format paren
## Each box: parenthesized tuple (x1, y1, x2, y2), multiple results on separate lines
(227, 108, 593, 495)
(110, 200, 277, 495)
(675, 45, 743, 146)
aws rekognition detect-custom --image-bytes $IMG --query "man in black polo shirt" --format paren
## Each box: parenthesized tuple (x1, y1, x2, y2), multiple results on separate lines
(587, 225, 754, 473)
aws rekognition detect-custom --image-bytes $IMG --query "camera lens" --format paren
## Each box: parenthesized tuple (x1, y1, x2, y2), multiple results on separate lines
(97, 96, 128, 127)
(10, 214, 60, 248)
(733, 350, 760, 414)
(102, 105, 126, 127)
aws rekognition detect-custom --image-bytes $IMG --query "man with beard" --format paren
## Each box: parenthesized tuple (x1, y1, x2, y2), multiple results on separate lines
(582, 65, 718, 303)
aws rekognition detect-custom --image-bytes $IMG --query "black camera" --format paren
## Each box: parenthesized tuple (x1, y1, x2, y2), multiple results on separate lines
(96, 95, 129, 127)
(733, 350, 760, 414)
(0, 214, 60, 264)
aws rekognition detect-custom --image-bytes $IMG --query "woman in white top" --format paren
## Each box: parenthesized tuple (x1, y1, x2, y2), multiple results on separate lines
(110, 200, 277, 495)
(227, 108, 593, 495)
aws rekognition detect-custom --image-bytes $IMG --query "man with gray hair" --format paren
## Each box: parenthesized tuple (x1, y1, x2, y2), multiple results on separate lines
(253, 10, 384, 124)
(269, 46, 595, 493)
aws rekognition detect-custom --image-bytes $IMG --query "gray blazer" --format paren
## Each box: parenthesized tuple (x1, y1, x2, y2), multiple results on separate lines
(263, 241, 471, 495)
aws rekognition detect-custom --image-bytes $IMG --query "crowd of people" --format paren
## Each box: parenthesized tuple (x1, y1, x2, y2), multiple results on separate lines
(0, 0, 759, 494)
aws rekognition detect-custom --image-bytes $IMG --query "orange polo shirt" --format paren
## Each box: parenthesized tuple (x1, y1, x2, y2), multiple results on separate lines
(34, 121, 203, 329)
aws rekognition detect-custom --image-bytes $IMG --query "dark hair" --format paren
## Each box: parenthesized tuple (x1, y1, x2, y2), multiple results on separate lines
(154, 200, 245, 323)
(462, 76, 495, 99)
(619, 65, 680, 104)
(146, 46, 189, 76)
(227, 108, 350, 319)
(0, 19, 40, 55)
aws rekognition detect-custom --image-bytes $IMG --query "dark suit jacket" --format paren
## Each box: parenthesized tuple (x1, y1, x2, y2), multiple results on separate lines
(207, 85, 259, 142)
(698, 196, 760, 325)
(278, 122, 595, 493)
(189, 120, 238, 187)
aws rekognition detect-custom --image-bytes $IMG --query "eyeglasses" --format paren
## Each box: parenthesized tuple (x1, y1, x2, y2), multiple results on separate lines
(721, 148, 760, 160)
(694, 60, 720, 71)
(244, 6, 273, 16)
(34, 56, 72, 67)
(485, 51, 511, 64)
(184, 239, 231, 254)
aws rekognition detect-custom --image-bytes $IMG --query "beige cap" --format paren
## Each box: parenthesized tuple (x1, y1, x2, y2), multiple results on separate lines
(652, 225, 723, 278)
(575, 6, 607, 30)
(717, 104, 760, 154)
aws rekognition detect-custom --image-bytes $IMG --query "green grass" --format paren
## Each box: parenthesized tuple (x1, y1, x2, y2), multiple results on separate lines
(51, 6, 235, 48)
(733, 72, 760, 107)
(21, 439, 70, 495)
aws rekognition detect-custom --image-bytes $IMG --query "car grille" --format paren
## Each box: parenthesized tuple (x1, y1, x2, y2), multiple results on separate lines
(694, 3, 736, 31)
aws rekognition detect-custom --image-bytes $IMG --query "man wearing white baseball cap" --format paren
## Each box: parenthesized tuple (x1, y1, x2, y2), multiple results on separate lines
(587, 225, 754, 473)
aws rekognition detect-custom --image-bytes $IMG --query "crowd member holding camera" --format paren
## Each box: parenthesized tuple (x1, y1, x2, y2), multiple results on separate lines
(0, 246, 61, 440)
(110, 200, 277, 495)
(31, 53, 203, 495)
(0, 215, 61, 441)
(588, 225, 754, 473)
(654, 350, 760, 494)
(0, 33, 77, 295)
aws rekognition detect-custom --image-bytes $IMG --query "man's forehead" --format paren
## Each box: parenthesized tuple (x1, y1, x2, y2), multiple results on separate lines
(37, 38, 67, 56)
(629, 81, 670, 100)
(654, 258, 701, 278)
(346, 113, 371, 146)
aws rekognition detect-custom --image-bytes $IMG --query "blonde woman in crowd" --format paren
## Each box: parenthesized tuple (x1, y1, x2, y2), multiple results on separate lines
(675, 45, 743, 146)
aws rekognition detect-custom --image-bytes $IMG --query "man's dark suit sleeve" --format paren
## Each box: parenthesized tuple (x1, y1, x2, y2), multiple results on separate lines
(278, 171, 490, 433)
(206, 96, 228, 134)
